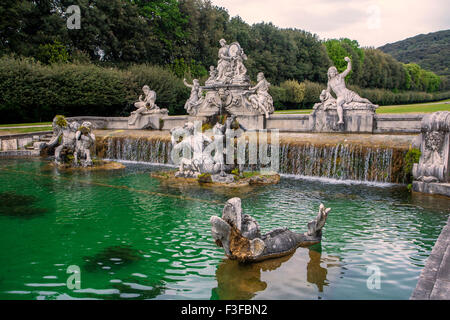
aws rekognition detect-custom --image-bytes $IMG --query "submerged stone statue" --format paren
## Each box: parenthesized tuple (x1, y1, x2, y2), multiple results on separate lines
(210, 198, 331, 262)
(183, 40, 274, 121)
(412, 111, 450, 197)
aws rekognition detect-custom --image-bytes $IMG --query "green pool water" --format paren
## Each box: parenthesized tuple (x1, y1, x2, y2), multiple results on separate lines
(0, 159, 448, 300)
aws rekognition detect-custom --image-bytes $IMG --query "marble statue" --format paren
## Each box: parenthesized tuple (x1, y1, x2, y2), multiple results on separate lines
(171, 122, 218, 178)
(129, 86, 159, 125)
(74, 121, 96, 167)
(205, 66, 218, 86)
(247, 72, 274, 119)
(182, 40, 273, 121)
(183, 78, 205, 115)
(216, 39, 233, 83)
(313, 90, 336, 111)
(42, 115, 80, 165)
(413, 111, 450, 186)
(210, 197, 331, 262)
(322, 57, 377, 124)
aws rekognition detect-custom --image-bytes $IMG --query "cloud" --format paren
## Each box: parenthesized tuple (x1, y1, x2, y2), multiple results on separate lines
(212, 0, 450, 47)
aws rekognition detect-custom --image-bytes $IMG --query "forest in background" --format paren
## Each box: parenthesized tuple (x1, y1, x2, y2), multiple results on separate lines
(0, 0, 448, 123)
(379, 29, 449, 88)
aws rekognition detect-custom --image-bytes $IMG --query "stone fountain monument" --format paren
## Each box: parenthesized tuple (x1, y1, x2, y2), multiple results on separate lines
(210, 197, 331, 262)
(412, 111, 450, 197)
(183, 39, 274, 130)
(310, 57, 378, 133)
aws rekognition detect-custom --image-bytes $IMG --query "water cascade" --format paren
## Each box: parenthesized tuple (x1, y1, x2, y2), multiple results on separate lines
(97, 136, 408, 184)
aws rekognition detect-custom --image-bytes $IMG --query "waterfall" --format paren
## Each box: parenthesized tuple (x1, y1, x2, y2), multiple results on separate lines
(97, 136, 408, 184)
(98, 136, 172, 164)
(278, 143, 406, 183)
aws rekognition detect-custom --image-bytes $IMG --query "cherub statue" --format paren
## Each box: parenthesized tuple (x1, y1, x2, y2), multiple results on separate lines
(232, 49, 247, 78)
(247, 72, 274, 119)
(128, 85, 159, 125)
(42, 116, 80, 165)
(183, 78, 204, 114)
(327, 57, 373, 124)
(74, 121, 96, 167)
(205, 66, 218, 86)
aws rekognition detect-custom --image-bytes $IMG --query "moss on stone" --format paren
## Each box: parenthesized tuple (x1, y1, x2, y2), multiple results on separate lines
(198, 173, 212, 183)
(404, 147, 421, 183)
(54, 115, 68, 127)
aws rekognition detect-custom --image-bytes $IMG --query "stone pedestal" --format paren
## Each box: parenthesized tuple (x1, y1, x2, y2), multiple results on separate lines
(412, 111, 450, 198)
(127, 110, 168, 130)
(412, 181, 450, 197)
(235, 115, 265, 131)
(309, 109, 375, 133)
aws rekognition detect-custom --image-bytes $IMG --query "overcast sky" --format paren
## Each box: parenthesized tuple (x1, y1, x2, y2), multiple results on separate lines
(211, 0, 450, 47)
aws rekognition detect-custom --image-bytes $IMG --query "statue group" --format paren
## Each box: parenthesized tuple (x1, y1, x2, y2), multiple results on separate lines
(42, 115, 96, 167)
(183, 39, 274, 119)
(170, 116, 243, 181)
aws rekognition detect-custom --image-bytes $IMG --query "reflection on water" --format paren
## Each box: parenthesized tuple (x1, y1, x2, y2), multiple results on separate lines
(212, 246, 341, 300)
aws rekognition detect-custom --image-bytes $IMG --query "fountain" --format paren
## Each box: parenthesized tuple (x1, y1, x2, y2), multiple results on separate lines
(183, 39, 274, 130)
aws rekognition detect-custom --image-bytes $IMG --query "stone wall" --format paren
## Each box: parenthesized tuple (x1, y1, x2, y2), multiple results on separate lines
(67, 113, 424, 134)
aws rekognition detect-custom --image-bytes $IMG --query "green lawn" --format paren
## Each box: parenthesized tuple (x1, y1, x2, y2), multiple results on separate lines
(0, 126, 53, 134)
(274, 99, 450, 115)
(0, 122, 52, 128)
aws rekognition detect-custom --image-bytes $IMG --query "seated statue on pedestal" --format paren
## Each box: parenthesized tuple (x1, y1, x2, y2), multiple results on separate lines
(313, 57, 378, 125)
(128, 85, 165, 125)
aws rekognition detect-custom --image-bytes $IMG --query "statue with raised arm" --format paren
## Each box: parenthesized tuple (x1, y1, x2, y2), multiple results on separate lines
(327, 57, 374, 124)
(128, 85, 161, 125)
(183, 78, 204, 115)
(247, 72, 274, 119)
(210, 198, 331, 262)
(74, 121, 96, 167)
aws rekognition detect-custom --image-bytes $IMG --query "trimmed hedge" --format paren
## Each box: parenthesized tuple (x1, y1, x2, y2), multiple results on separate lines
(0, 56, 448, 123)
(0, 56, 188, 123)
